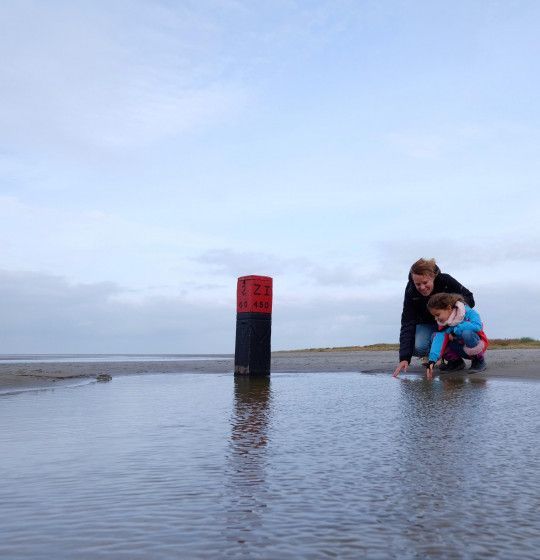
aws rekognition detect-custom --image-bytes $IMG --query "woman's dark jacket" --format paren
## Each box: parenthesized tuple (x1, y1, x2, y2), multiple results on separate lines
(399, 267, 475, 363)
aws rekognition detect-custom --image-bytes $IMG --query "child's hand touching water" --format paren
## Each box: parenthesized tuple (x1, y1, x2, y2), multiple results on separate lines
(425, 361, 436, 380)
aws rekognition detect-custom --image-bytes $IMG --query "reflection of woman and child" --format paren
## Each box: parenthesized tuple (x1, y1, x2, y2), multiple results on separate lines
(393, 258, 489, 380)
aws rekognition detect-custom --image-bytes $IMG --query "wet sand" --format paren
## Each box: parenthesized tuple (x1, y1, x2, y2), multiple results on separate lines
(0, 349, 538, 393)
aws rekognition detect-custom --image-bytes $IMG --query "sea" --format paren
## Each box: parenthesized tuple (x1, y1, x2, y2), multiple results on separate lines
(0, 354, 232, 364)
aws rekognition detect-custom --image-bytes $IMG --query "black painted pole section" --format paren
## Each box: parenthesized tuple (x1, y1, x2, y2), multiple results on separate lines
(234, 275, 272, 376)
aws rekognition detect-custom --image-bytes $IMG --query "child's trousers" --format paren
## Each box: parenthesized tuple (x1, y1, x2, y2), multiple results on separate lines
(444, 330, 485, 361)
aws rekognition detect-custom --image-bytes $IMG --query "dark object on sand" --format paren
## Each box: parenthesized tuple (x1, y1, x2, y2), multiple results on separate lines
(234, 275, 272, 376)
(96, 373, 112, 382)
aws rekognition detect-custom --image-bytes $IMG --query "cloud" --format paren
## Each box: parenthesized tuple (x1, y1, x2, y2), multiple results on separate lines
(0, 268, 403, 353)
(0, 1, 247, 153)
(377, 236, 540, 274)
(0, 269, 233, 353)
(273, 294, 403, 350)
(1, 1, 539, 354)
(0, 195, 231, 291)
(385, 131, 447, 160)
(195, 249, 300, 276)
(1, 267, 539, 354)
(274, 282, 540, 350)
(195, 249, 384, 288)
(384, 123, 493, 160)
(196, 245, 535, 293)
(476, 283, 540, 339)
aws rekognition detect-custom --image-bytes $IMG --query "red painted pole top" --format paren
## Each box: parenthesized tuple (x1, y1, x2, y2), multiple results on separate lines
(237, 275, 273, 313)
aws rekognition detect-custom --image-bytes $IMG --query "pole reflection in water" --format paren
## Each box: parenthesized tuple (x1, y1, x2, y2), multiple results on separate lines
(393, 377, 489, 557)
(224, 376, 273, 551)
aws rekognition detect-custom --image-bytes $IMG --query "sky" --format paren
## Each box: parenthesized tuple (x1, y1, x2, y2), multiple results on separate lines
(1, 0, 540, 353)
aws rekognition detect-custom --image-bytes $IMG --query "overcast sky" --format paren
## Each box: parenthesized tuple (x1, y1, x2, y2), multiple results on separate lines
(1, 1, 540, 353)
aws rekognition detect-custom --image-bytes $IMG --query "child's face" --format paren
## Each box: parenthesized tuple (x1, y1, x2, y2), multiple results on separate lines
(430, 306, 453, 323)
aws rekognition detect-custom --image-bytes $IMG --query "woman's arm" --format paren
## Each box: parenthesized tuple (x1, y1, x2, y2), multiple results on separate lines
(445, 275, 475, 308)
(398, 287, 416, 363)
(394, 288, 416, 377)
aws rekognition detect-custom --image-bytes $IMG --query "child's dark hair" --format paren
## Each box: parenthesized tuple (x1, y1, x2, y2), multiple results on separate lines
(427, 293, 465, 311)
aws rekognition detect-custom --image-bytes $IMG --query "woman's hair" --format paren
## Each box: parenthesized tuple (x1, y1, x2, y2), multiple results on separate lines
(410, 258, 438, 277)
(427, 293, 465, 310)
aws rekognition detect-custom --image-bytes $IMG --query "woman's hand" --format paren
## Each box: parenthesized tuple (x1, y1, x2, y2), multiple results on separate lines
(393, 360, 409, 378)
(426, 362, 435, 381)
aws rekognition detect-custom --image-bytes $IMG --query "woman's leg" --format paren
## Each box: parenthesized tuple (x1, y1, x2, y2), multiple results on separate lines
(413, 324, 437, 357)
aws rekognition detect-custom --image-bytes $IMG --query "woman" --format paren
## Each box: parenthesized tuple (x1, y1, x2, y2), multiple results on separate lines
(392, 258, 475, 377)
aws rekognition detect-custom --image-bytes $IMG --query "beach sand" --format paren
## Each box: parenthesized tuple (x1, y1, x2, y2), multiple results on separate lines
(0, 349, 538, 393)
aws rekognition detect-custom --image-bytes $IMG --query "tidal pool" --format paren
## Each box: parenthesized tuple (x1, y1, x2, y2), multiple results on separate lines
(0, 372, 538, 559)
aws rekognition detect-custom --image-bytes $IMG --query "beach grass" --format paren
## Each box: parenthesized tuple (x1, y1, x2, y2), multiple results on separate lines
(280, 338, 540, 353)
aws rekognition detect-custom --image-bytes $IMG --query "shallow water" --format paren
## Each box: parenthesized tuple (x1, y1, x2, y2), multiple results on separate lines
(0, 372, 538, 559)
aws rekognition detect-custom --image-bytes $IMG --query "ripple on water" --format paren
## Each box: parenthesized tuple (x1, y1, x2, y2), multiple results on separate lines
(0, 372, 539, 559)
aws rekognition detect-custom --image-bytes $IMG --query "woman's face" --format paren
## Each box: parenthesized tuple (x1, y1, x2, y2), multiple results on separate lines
(411, 273, 434, 296)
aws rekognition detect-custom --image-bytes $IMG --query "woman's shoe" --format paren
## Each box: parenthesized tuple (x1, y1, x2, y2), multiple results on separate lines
(439, 358, 465, 372)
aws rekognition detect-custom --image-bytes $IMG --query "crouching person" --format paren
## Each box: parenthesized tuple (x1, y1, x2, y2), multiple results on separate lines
(425, 293, 489, 380)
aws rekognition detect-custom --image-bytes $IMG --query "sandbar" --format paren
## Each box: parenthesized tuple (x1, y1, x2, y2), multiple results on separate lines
(0, 349, 538, 394)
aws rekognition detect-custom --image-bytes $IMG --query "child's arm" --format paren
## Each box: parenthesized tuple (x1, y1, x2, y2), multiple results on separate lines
(425, 361, 435, 380)
(425, 331, 451, 379)
(428, 331, 449, 363)
(452, 308, 483, 337)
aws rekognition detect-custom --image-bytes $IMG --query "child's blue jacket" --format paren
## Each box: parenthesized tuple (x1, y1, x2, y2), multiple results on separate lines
(428, 305, 487, 362)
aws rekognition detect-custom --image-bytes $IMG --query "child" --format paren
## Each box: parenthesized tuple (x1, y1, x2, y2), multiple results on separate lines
(425, 293, 489, 379)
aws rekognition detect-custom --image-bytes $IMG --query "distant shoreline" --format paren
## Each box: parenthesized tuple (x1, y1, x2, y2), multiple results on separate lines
(1, 348, 539, 394)
(277, 338, 540, 352)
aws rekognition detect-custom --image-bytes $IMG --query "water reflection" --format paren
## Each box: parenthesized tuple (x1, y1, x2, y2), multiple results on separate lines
(439, 375, 487, 391)
(394, 377, 490, 557)
(0, 373, 538, 558)
(230, 376, 272, 451)
(225, 376, 273, 553)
